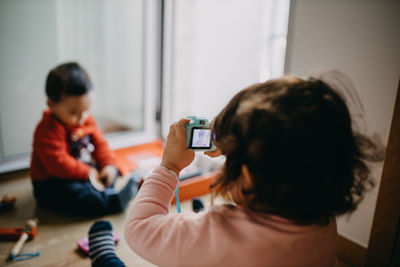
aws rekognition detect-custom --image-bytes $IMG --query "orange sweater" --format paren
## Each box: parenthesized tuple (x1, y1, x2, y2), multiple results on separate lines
(30, 110, 116, 181)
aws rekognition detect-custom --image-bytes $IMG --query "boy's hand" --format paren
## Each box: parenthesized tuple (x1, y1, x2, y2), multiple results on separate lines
(161, 119, 195, 176)
(89, 167, 105, 191)
(99, 165, 118, 187)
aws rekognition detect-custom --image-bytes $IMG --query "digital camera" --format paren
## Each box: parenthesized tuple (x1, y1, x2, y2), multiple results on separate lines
(185, 116, 214, 151)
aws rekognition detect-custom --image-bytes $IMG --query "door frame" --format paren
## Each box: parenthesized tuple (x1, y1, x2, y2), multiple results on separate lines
(366, 79, 400, 266)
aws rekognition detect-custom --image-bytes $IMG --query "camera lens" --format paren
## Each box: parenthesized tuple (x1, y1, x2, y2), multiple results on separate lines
(200, 120, 205, 125)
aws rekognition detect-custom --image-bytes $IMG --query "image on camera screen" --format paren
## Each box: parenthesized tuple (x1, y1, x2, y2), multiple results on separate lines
(191, 128, 212, 148)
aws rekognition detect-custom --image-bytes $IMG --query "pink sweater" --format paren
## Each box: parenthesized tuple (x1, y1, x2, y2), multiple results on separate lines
(125, 166, 337, 267)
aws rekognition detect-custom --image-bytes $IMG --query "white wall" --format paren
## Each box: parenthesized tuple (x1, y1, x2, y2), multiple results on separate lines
(163, 0, 290, 137)
(54, 0, 144, 131)
(285, 0, 400, 247)
(0, 1, 57, 159)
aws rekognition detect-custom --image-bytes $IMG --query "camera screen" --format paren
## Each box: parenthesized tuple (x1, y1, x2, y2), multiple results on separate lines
(190, 128, 212, 148)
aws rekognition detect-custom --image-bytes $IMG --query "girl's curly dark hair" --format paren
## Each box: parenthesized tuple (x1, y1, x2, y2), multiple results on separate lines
(210, 76, 384, 225)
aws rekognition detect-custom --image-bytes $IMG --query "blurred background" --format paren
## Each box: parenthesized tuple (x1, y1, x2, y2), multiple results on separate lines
(0, 0, 290, 168)
(0, 0, 399, 261)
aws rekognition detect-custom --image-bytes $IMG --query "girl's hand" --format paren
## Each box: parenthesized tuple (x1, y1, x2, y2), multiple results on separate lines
(161, 119, 195, 176)
(99, 165, 118, 187)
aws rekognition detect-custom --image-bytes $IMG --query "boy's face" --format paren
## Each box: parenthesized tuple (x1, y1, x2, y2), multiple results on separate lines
(48, 93, 92, 127)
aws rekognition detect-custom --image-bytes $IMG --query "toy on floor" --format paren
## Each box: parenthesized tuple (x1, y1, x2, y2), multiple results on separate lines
(0, 219, 41, 261)
(77, 232, 120, 254)
(0, 194, 17, 212)
(192, 198, 205, 213)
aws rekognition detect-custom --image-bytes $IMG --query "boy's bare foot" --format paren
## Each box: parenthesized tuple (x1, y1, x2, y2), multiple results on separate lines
(114, 173, 144, 192)
(113, 174, 131, 192)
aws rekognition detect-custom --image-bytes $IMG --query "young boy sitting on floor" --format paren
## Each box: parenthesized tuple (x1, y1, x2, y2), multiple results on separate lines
(30, 62, 138, 215)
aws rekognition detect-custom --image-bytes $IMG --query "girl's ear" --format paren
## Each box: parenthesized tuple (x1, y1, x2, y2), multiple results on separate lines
(47, 99, 54, 109)
(241, 165, 253, 189)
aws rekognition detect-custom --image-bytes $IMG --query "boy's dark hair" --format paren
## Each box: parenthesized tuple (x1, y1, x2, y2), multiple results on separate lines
(45, 62, 92, 102)
(211, 76, 384, 225)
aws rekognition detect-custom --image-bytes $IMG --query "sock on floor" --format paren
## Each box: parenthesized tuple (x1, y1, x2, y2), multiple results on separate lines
(88, 220, 125, 267)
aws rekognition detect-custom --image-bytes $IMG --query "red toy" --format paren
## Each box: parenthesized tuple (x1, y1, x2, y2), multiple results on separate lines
(0, 219, 41, 261)
(0, 218, 37, 241)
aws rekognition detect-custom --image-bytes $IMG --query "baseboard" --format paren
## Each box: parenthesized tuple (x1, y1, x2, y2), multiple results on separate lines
(337, 234, 367, 267)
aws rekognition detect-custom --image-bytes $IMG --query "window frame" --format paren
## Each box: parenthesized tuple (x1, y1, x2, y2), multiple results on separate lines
(0, 0, 162, 173)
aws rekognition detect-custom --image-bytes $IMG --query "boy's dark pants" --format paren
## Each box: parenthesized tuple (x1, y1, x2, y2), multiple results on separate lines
(32, 177, 137, 215)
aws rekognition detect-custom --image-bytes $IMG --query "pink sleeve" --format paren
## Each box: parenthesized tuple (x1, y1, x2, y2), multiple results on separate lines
(124, 166, 204, 266)
(124, 166, 338, 266)
(125, 166, 178, 220)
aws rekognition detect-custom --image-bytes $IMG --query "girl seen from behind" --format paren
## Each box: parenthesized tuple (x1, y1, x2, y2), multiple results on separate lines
(120, 76, 382, 267)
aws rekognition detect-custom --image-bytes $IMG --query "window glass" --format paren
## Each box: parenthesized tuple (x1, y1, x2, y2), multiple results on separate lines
(162, 0, 290, 137)
(0, 0, 145, 160)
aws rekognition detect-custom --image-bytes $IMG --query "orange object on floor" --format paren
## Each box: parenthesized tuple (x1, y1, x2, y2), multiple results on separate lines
(114, 139, 165, 174)
(113, 139, 217, 203)
(0, 219, 37, 241)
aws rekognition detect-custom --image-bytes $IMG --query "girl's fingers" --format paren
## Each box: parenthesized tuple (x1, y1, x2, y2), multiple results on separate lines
(168, 123, 177, 139)
(167, 119, 189, 141)
(176, 119, 190, 139)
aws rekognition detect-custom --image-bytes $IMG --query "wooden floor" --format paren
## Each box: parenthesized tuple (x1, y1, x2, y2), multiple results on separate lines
(0, 169, 211, 267)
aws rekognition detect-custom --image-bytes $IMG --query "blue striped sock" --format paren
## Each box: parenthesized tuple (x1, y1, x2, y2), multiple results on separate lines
(88, 220, 124, 267)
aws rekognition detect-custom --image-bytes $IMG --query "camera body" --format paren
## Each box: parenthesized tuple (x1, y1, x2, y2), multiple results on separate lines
(185, 116, 214, 151)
